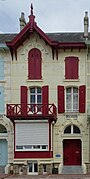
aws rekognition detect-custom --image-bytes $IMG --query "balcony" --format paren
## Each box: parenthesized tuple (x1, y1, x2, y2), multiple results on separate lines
(6, 104, 57, 122)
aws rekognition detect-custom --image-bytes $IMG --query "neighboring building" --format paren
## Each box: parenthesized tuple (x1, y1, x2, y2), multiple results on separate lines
(0, 36, 14, 173)
(0, 4, 90, 174)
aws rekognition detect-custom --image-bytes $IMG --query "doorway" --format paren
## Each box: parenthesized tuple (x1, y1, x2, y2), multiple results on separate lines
(63, 139, 82, 165)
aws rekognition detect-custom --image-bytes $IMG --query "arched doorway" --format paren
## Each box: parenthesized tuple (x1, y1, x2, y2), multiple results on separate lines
(63, 125, 82, 165)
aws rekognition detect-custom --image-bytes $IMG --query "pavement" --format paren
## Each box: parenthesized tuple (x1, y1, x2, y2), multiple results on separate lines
(0, 174, 90, 179)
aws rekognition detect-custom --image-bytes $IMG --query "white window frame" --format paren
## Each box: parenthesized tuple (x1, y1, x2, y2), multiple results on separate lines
(28, 162, 38, 174)
(64, 124, 80, 134)
(29, 87, 42, 104)
(66, 87, 78, 112)
(29, 87, 42, 114)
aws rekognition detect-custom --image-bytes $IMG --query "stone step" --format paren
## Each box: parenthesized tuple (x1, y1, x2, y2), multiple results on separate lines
(62, 165, 83, 174)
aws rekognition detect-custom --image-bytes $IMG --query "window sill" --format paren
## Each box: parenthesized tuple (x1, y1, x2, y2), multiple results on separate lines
(61, 134, 82, 137)
(63, 79, 80, 82)
(26, 79, 43, 82)
(0, 79, 6, 83)
(15, 149, 48, 152)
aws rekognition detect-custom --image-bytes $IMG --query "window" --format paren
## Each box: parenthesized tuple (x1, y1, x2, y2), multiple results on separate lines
(43, 165, 47, 173)
(15, 122, 48, 151)
(30, 87, 42, 113)
(30, 87, 42, 104)
(66, 87, 78, 112)
(20, 85, 49, 114)
(0, 124, 7, 133)
(28, 48, 42, 79)
(65, 56, 79, 79)
(58, 85, 86, 113)
(28, 162, 38, 173)
(64, 125, 80, 134)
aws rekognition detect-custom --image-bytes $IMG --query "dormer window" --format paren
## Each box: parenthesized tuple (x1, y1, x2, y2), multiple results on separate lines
(28, 48, 42, 79)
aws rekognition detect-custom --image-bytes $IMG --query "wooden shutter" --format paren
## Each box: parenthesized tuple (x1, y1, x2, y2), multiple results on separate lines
(72, 57, 78, 79)
(20, 86, 28, 116)
(42, 86, 49, 114)
(28, 48, 42, 79)
(35, 48, 42, 79)
(28, 49, 35, 79)
(65, 57, 72, 79)
(65, 57, 78, 79)
(58, 85, 65, 113)
(79, 85, 86, 113)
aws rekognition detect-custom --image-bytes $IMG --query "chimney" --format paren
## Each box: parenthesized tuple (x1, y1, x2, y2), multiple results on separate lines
(84, 11, 89, 39)
(19, 12, 26, 31)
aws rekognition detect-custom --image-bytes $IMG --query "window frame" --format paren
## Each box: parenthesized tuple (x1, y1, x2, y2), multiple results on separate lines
(65, 86, 78, 112)
(64, 125, 80, 134)
(29, 87, 42, 104)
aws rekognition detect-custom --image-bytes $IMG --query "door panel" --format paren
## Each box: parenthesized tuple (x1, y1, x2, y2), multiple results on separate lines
(63, 139, 81, 165)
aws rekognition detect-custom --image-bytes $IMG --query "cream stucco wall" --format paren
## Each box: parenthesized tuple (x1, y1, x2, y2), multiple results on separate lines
(10, 31, 89, 168)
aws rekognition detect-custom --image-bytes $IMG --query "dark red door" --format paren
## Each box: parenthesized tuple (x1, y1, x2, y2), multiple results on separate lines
(63, 139, 81, 165)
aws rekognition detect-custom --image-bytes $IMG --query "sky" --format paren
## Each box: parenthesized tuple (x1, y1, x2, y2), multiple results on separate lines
(0, 0, 90, 33)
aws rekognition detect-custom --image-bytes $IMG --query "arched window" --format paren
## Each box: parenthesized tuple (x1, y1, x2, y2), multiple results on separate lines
(65, 56, 79, 79)
(64, 125, 80, 134)
(28, 48, 42, 79)
(0, 124, 7, 133)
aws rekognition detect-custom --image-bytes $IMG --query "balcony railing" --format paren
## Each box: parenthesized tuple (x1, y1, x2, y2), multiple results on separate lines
(6, 104, 57, 121)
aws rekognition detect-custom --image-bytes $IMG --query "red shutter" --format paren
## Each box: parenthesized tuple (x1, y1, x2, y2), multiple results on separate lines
(28, 48, 42, 79)
(58, 85, 65, 113)
(65, 57, 72, 79)
(20, 86, 28, 116)
(42, 86, 49, 114)
(72, 57, 78, 79)
(79, 85, 86, 113)
(28, 49, 35, 79)
(65, 57, 78, 79)
(35, 49, 42, 79)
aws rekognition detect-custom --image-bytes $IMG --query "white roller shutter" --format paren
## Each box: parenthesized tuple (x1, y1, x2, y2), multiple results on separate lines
(15, 122, 48, 146)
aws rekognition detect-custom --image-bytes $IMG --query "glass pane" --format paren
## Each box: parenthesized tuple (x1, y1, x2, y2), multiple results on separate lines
(73, 87, 78, 93)
(66, 95, 71, 110)
(37, 95, 42, 103)
(16, 146, 23, 149)
(73, 94, 78, 110)
(37, 87, 41, 93)
(34, 163, 38, 172)
(33, 145, 40, 149)
(42, 145, 47, 149)
(30, 95, 35, 103)
(66, 88, 71, 93)
(73, 125, 80, 133)
(64, 125, 71, 133)
(0, 124, 7, 133)
(30, 88, 35, 93)
(29, 163, 32, 172)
